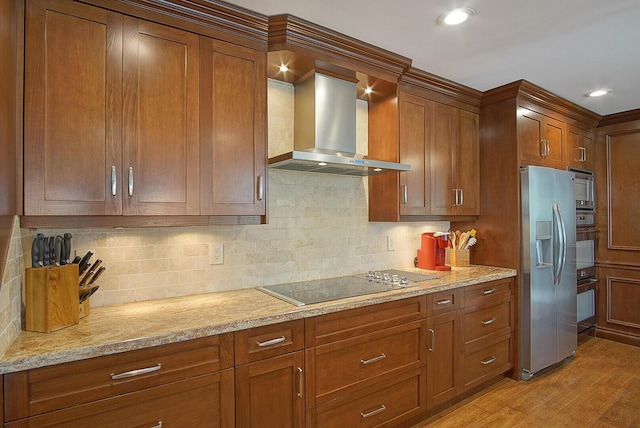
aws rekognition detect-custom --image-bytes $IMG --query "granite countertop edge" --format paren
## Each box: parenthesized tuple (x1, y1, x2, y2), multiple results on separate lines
(0, 265, 516, 374)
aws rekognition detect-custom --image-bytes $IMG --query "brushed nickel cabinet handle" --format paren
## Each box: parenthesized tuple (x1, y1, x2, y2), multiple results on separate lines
(482, 288, 497, 295)
(453, 188, 459, 207)
(481, 317, 497, 325)
(436, 299, 453, 306)
(150, 422, 163, 428)
(257, 175, 264, 201)
(539, 139, 546, 157)
(128, 166, 134, 197)
(481, 356, 497, 365)
(111, 363, 161, 380)
(297, 367, 303, 398)
(111, 166, 117, 196)
(402, 185, 408, 204)
(361, 405, 386, 418)
(361, 353, 386, 365)
(459, 188, 464, 206)
(429, 328, 435, 352)
(256, 336, 286, 347)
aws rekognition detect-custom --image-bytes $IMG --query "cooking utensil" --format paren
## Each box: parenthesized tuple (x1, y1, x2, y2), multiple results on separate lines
(31, 234, 45, 268)
(88, 266, 105, 285)
(79, 285, 99, 304)
(78, 251, 94, 275)
(62, 233, 72, 264)
(464, 237, 477, 249)
(79, 260, 102, 287)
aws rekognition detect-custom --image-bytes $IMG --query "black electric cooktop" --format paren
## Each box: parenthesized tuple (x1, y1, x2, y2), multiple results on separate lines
(257, 270, 437, 307)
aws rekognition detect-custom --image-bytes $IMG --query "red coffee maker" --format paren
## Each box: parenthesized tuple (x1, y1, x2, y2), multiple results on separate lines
(416, 232, 451, 271)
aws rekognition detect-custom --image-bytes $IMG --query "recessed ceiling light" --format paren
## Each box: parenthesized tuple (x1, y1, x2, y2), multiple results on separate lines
(364, 87, 373, 95)
(586, 89, 611, 97)
(438, 8, 475, 26)
(279, 64, 289, 73)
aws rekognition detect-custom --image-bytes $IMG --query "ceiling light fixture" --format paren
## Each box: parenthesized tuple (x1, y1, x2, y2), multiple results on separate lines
(586, 89, 611, 97)
(364, 87, 373, 95)
(279, 64, 289, 73)
(438, 8, 475, 26)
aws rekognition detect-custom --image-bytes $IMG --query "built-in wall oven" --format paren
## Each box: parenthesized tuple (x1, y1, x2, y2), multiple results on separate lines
(576, 228, 596, 333)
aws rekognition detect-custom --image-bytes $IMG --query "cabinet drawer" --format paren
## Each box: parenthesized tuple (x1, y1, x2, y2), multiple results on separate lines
(463, 301, 511, 349)
(427, 289, 460, 317)
(463, 279, 512, 308)
(235, 319, 304, 365)
(462, 338, 511, 391)
(4, 334, 233, 421)
(6, 370, 234, 427)
(310, 367, 426, 428)
(305, 296, 426, 347)
(306, 320, 426, 406)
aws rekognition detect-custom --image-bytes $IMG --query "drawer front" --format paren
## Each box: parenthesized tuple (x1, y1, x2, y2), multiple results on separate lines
(235, 319, 304, 365)
(4, 334, 233, 421)
(427, 289, 460, 317)
(463, 278, 512, 308)
(305, 296, 426, 347)
(462, 338, 511, 391)
(6, 370, 235, 428)
(310, 367, 426, 428)
(463, 301, 511, 348)
(307, 320, 426, 405)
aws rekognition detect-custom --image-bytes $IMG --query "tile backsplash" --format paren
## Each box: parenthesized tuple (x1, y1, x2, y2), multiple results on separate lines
(20, 79, 447, 307)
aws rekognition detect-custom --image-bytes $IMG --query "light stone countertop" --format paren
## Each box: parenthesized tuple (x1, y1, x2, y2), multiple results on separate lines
(0, 265, 516, 374)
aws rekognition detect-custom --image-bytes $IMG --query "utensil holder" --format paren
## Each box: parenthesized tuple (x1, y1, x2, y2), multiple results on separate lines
(25, 264, 80, 332)
(449, 249, 470, 267)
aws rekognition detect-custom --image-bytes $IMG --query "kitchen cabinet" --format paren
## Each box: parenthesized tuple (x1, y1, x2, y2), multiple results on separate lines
(22, 0, 268, 226)
(199, 38, 267, 216)
(3, 334, 235, 426)
(565, 124, 595, 170)
(304, 296, 428, 426)
(389, 91, 479, 219)
(426, 290, 460, 410)
(594, 112, 640, 346)
(234, 320, 305, 427)
(517, 107, 565, 168)
(24, 0, 199, 216)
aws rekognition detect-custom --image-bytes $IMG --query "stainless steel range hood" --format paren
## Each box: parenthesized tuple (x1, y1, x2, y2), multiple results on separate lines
(268, 72, 410, 176)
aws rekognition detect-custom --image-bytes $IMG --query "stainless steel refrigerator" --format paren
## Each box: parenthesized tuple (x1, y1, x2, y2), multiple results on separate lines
(520, 165, 577, 380)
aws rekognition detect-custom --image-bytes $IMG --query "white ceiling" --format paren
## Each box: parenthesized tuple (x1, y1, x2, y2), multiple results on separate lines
(228, 0, 640, 117)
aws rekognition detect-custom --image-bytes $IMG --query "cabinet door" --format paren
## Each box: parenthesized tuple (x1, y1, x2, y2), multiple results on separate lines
(235, 352, 304, 428)
(426, 311, 460, 409)
(200, 38, 267, 216)
(399, 92, 430, 216)
(518, 108, 564, 168)
(24, 0, 123, 215)
(122, 17, 200, 215)
(566, 125, 595, 170)
(456, 110, 480, 215)
(430, 102, 458, 215)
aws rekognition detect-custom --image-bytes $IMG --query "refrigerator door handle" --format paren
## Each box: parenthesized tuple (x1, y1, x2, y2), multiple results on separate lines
(552, 201, 568, 285)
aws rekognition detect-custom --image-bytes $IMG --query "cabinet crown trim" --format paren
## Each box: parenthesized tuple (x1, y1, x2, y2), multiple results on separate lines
(399, 67, 482, 109)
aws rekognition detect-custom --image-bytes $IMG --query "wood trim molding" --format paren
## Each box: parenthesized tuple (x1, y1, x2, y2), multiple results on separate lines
(399, 67, 482, 111)
(605, 275, 640, 330)
(20, 215, 264, 229)
(78, 0, 269, 49)
(481, 80, 601, 128)
(267, 13, 411, 82)
(597, 108, 640, 128)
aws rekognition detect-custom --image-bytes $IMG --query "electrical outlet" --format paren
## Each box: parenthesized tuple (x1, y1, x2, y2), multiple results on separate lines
(387, 235, 395, 251)
(210, 243, 224, 265)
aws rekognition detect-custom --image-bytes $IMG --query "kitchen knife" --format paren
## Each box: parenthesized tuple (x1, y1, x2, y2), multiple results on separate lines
(31, 234, 45, 268)
(79, 259, 101, 287)
(88, 266, 105, 285)
(71, 255, 82, 264)
(53, 235, 63, 266)
(78, 251, 94, 275)
(42, 235, 50, 266)
(48, 236, 55, 265)
(62, 233, 72, 264)
(79, 285, 99, 304)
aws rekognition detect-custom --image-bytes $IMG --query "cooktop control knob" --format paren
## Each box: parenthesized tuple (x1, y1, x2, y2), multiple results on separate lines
(400, 277, 409, 285)
(383, 272, 390, 282)
(374, 271, 382, 281)
(391, 274, 399, 283)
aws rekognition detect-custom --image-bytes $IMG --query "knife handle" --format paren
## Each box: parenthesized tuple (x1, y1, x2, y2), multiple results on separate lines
(88, 266, 106, 285)
(31, 235, 44, 268)
(62, 233, 72, 264)
(53, 236, 63, 266)
(43, 236, 50, 266)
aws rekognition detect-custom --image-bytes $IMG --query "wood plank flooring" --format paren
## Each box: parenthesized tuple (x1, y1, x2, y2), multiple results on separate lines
(414, 337, 640, 427)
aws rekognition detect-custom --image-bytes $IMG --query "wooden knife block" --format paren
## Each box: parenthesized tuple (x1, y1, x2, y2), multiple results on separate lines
(25, 264, 80, 333)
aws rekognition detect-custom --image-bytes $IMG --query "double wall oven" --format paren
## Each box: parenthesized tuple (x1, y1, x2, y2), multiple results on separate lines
(570, 167, 596, 334)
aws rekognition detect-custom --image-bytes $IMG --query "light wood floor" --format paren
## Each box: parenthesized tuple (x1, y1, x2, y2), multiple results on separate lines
(414, 337, 640, 427)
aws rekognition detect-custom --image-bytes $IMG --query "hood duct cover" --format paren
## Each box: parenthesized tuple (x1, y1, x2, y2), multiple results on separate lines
(268, 72, 410, 176)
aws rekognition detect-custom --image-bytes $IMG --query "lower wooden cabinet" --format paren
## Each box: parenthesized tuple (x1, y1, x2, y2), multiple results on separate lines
(462, 337, 511, 391)
(5, 371, 234, 428)
(235, 352, 305, 428)
(426, 310, 460, 409)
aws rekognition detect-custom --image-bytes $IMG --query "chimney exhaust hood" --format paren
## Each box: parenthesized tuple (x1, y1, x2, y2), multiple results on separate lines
(268, 72, 410, 176)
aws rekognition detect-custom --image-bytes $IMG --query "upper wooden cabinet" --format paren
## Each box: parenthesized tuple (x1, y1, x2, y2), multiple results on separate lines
(517, 107, 565, 168)
(22, 0, 268, 226)
(369, 70, 481, 222)
(565, 124, 595, 170)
